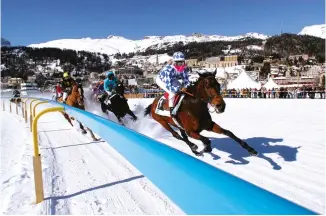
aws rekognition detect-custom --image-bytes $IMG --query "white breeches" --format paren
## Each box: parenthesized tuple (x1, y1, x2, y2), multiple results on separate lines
(63, 92, 68, 101)
(56, 92, 63, 98)
(156, 76, 175, 107)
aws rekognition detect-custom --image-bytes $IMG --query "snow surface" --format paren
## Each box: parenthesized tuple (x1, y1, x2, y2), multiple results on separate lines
(0, 96, 183, 215)
(1, 90, 325, 214)
(28, 33, 269, 55)
(227, 71, 261, 89)
(298, 24, 326, 39)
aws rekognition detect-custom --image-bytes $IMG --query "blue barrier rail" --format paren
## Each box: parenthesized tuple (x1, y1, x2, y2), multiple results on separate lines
(1, 96, 318, 215)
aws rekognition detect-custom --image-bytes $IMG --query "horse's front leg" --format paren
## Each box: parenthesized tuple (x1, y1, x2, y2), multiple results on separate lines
(210, 122, 258, 156)
(185, 130, 212, 153)
(60, 111, 73, 126)
(85, 127, 101, 141)
(179, 129, 202, 156)
(127, 110, 137, 121)
(77, 120, 87, 134)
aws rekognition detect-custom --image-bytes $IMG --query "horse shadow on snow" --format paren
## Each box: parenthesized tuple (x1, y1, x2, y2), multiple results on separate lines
(207, 137, 300, 170)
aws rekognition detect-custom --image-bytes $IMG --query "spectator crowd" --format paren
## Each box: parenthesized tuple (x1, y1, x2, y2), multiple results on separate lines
(222, 86, 325, 99)
(122, 83, 325, 99)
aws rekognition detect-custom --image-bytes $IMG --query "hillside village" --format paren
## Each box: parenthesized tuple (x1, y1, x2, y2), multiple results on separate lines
(1, 26, 325, 96)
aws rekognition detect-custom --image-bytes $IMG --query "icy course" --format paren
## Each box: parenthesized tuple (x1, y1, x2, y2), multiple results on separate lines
(1, 91, 325, 214)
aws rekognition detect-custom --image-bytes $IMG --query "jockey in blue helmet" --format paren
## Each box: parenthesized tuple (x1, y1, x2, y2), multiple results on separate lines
(155, 51, 190, 116)
(104, 71, 118, 96)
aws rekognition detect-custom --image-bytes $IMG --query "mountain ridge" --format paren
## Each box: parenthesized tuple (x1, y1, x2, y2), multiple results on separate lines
(27, 24, 325, 56)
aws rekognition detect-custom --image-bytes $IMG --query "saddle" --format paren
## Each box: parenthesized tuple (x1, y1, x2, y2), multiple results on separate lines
(155, 92, 185, 117)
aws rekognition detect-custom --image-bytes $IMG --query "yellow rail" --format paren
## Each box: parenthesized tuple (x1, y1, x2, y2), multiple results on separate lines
(29, 99, 40, 132)
(32, 106, 64, 204)
(22, 98, 29, 118)
(33, 101, 48, 118)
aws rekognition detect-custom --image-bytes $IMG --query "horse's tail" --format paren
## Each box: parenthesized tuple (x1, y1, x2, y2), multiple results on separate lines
(144, 103, 152, 117)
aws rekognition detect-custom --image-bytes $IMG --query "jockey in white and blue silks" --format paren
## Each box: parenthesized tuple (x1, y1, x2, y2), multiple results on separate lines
(156, 51, 190, 116)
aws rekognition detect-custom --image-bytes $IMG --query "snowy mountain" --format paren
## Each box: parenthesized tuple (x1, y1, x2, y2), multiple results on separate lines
(28, 32, 269, 55)
(298, 24, 326, 39)
(1, 38, 11, 47)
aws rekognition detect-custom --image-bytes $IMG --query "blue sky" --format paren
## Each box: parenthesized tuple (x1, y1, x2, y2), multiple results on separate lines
(2, 0, 324, 46)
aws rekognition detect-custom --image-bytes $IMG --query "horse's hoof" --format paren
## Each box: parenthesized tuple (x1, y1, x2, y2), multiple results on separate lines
(203, 146, 212, 153)
(93, 138, 101, 141)
(193, 150, 203, 156)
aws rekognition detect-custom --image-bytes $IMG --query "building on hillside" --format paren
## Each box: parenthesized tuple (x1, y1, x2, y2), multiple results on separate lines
(300, 65, 324, 77)
(115, 66, 144, 79)
(273, 76, 316, 87)
(289, 54, 309, 61)
(8, 77, 24, 85)
(220, 55, 238, 67)
(185, 59, 199, 67)
(202, 55, 239, 68)
(204, 57, 220, 68)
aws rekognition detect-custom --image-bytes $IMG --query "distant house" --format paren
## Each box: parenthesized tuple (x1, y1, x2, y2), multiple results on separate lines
(185, 59, 199, 67)
(8, 77, 24, 85)
(289, 54, 309, 61)
(220, 55, 238, 67)
(203, 55, 238, 68)
(204, 57, 220, 68)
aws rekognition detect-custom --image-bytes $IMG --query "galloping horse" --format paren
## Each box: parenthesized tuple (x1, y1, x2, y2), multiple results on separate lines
(56, 85, 100, 141)
(98, 81, 137, 124)
(144, 71, 258, 156)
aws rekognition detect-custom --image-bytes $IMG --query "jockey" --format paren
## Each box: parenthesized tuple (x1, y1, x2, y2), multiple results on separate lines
(104, 71, 118, 96)
(155, 51, 190, 116)
(98, 80, 105, 93)
(75, 77, 84, 99)
(61, 72, 77, 103)
(55, 82, 63, 100)
(12, 86, 20, 98)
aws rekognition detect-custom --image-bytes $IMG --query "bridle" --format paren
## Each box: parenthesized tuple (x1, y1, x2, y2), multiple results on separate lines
(183, 76, 222, 113)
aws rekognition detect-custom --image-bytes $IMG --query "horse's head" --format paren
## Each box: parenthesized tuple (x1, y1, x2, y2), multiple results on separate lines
(115, 82, 125, 96)
(192, 70, 226, 113)
(71, 85, 84, 107)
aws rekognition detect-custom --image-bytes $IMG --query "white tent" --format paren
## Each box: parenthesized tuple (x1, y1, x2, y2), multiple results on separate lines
(227, 71, 261, 89)
(263, 78, 279, 90)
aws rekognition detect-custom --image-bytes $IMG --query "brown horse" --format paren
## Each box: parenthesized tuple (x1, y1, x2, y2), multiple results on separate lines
(57, 85, 100, 141)
(144, 71, 258, 156)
